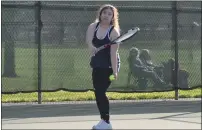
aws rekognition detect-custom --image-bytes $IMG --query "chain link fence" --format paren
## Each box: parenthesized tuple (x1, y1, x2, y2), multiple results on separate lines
(1, 1, 201, 103)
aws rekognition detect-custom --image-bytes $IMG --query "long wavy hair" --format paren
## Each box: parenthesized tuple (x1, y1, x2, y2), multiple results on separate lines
(94, 4, 120, 31)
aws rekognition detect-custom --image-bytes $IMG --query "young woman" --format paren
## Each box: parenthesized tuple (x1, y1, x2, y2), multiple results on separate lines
(86, 4, 121, 130)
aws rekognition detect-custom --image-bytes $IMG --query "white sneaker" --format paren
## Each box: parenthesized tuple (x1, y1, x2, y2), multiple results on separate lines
(92, 119, 112, 130)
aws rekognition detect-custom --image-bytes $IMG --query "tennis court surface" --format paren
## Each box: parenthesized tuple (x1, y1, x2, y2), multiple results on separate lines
(2, 99, 201, 129)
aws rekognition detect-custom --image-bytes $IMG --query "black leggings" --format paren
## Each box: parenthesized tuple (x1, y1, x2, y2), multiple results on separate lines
(92, 68, 113, 121)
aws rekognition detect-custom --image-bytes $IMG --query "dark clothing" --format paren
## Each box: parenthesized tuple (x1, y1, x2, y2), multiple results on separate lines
(162, 59, 189, 88)
(90, 22, 120, 122)
(92, 68, 113, 121)
(90, 22, 120, 71)
(131, 57, 147, 74)
(141, 58, 164, 79)
(130, 57, 165, 85)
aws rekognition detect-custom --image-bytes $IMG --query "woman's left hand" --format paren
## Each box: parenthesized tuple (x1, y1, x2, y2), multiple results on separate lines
(113, 72, 118, 80)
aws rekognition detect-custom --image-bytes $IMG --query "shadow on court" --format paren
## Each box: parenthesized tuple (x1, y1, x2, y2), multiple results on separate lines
(2, 100, 201, 119)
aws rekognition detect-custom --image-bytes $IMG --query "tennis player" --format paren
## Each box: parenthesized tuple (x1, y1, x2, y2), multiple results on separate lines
(86, 4, 121, 129)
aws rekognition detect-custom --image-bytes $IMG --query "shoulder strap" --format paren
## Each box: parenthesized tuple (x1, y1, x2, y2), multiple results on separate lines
(108, 25, 114, 38)
(95, 22, 100, 31)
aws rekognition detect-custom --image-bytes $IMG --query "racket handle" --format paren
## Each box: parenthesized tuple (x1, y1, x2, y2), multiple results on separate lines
(93, 44, 111, 56)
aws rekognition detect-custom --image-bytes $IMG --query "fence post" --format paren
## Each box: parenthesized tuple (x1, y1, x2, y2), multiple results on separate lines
(172, 1, 179, 100)
(201, 2, 202, 89)
(35, 1, 42, 104)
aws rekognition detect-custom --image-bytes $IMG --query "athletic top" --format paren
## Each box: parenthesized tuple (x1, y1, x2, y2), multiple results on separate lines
(90, 22, 120, 71)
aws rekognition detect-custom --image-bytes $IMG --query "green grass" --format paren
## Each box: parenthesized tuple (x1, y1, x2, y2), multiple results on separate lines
(2, 88, 201, 103)
(1, 41, 201, 102)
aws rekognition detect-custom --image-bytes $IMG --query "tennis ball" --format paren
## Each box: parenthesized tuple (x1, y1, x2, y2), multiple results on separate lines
(109, 75, 115, 81)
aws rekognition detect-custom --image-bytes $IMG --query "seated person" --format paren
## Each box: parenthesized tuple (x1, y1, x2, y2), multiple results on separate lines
(162, 58, 189, 88)
(127, 47, 147, 88)
(128, 47, 166, 87)
(162, 58, 175, 84)
(139, 49, 164, 78)
(139, 49, 154, 69)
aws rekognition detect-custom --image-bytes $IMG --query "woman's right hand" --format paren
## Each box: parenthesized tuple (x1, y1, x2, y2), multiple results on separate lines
(90, 46, 98, 56)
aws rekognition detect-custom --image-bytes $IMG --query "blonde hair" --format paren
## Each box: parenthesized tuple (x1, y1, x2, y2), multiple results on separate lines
(140, 49, 151, 60)
(95, 4, 120, 31)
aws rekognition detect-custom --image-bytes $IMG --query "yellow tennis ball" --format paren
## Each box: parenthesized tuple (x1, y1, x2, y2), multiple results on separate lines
(109, 75, 115, 81)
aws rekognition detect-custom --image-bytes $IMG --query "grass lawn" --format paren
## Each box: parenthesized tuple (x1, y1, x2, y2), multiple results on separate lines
(2, 88, 201, 103)
(1, 41, 201, 102)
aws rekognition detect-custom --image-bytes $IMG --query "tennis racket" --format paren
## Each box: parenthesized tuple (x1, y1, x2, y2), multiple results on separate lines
(94, 27, 140, 55)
